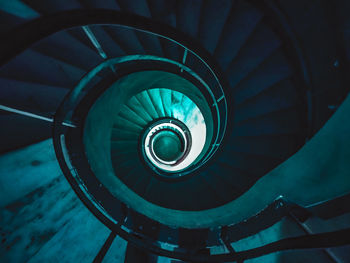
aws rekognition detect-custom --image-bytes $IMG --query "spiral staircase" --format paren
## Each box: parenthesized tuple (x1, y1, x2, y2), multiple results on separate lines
(0, 0, 350, 262)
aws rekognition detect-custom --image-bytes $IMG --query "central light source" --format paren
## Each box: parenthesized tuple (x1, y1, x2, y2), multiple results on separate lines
(129, 87, 209, 177)
(143, 119, 192, 174)
(152, 130, 184, 162)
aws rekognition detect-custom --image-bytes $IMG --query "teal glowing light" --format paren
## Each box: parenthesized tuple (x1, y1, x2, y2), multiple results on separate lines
(152, 130, 183, 162)
(135, 88, 206, 172)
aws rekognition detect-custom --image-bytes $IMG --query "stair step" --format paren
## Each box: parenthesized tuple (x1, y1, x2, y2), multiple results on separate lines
(198, 0, 233, 54)
(0, 10, 30, 34)
(135, 30, 164, 58)
(235, 79, 297, 122)
(220, 151, 282, 179)
(111, 140, 138, 153)
(111, 128, 140, 141)
(111, 147, 140, 165)
(87, 25, 125, 58)
(176, 0, 202, 38)
(147, 89, 166, 117)
(117, 0, 151, 18)
(214, 1, 263, 70)
(0, 1, 38, 21)
(32, 30, 103, 72)
(226, 22, 281, 88)
(181, 96, 197, 124)
(148, 0, 177, 24)
(0, 77, 68, 113)
(0, 114, 52, 153)
(67, 27, 101, 55)
(160, 88, 173, 117)
(114, 116, 144, 133)
(21, 0, 82, 13)
(111, 153, 137, 168)
(118, 105, 148, 127)
(148, 0, 180, 61)
(80, 0, 121, 10)
(104, 26, 145, 55)
(0, 49, 85, 87)
(234, 50, 293, 105)
(233, 107, 301, 136)
(135, 92, 159, 120)
(229, 135, 299, 159)
(112, 0, 164, 57)
(127, 96, 154, 123)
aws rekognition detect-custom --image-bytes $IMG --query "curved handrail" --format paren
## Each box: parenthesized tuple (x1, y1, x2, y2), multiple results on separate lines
(1, 6, 331, 262)
(0, 9, 231, 164)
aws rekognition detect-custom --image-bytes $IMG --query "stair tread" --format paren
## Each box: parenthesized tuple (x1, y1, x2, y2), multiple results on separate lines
(198, 0, 233, 54)
(136, 91, 159, 119)
(111, 140, 138, 148)
(127, 96, 154, 123)
(111, 128, 140, 141)
(116, 0, 165, 57)
(114, 116, 144, 133)
(22, 0, 82, 13)
(235, 79, 298, 122)
(0, 49, 85, 87)
(80, 0, 121, 10)
(111, 142, 139, 157)
(160, 88, 173, 117)
(217, 151, 282, 179)
(228, 135, 299, 159)
(233, 107, 302, 136)
(148, 0, 180, 61)
(117, 0, 151, 17)
(104, 26, 145, 55)
(176, 0, 202, 38)
(0, 10, 31, 34)
(234, 50, 293, 105)
(118, 105, 149, 127)
(0, 77, 68, 113)
(32, 30, 103, 72)
(0, 114, 52, 153)
(147, 88, 166, 117)
(214, 1, 263, 70)
(88, 25, 126, 58)
(226, 22, 281, 88)
(135, 30, 164, 57)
